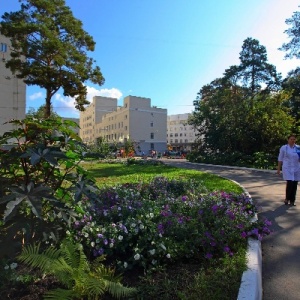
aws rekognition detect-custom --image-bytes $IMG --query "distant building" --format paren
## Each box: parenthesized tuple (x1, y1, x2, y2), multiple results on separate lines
(80, 96, 118, 144)
(0, 33, 26, 136)
(61, 117, 80, 135)
(80, 95, 167, 153)
(167, 113, 197, 151)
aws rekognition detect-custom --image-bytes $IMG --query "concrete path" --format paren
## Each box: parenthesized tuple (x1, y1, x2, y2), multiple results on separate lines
(161, 159, 300, 300)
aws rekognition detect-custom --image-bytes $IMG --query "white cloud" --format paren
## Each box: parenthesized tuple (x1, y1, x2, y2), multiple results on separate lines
(29, 92, 44, 101)
(86, 86, 123, 101)
(52, 86, 123, 118)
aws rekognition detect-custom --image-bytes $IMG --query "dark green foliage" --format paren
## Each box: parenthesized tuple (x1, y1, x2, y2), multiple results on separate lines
(282, 67, 300, 130)
(0, 117, 99, 257)
(190, 38, 295, 167)
(0, 0, 104, 117)
(17, 239, 136, 299)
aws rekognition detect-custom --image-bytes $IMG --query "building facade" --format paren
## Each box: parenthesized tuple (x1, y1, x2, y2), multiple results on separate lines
(80, 95, 167, 154)
(0, 34, 26, 136)
(167, 113, 197, 152)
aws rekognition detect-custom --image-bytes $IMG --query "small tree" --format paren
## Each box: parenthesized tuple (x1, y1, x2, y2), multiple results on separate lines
(0, 0, 104, 118)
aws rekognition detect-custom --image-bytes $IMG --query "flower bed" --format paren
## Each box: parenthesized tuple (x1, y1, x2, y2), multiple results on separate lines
(68, 176, 271, 273)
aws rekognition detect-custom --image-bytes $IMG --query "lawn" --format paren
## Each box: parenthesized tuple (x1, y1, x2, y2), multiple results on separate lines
(82, 159, 244, 193)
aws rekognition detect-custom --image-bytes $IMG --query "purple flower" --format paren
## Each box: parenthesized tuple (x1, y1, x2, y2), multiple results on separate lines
(182, 195, 188, 202)
(93, 248, 104, 257)
(205, 253, 213, 259)
(157, 223, 164, 234)
(241, 232, 247, 238)
(264, 219, 272, 226)
(223, 245, 231, 253)
(212, 204, 219, 214)
(226, 210, 235, 220)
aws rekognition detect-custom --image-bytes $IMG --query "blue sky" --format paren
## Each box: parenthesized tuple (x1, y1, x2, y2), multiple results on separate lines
(1, 0, 300, 117)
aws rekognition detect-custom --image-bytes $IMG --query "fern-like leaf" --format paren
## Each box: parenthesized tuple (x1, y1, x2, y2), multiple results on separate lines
(106, 281, 137, 299)
(18, 243, 61, 273)
(43, 288, 75, 300)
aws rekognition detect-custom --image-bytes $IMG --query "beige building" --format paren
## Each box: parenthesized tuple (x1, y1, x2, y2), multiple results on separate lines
(167, 113, 197, 151)
(80, 95, 167, 153)
(0, 34, 26, 136)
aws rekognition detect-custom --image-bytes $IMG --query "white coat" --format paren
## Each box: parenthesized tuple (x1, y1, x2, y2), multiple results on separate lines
(278, 144, 300, 181)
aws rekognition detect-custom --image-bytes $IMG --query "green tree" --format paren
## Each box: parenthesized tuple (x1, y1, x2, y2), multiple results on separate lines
(190, 77, 293, 166)
(280, 9, 300, 59)
(224, 38, 281, 100)
(282, 67, 300, 129)
(26, 104, 59, 119)
(0, 0, 104, 118)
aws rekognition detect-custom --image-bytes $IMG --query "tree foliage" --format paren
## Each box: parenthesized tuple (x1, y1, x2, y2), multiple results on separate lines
(190, 38, 294, 167)
(0, 0, 104, 118)
(280, 9, 300, 59)
(224, 38, 281, 99)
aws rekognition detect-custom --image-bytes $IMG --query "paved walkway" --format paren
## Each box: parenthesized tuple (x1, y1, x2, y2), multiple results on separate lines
(161, 159, 300, 300)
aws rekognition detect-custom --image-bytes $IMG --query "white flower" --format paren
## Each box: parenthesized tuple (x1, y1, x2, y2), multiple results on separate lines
(4, 265, 9, 270)
(149, 213, 154, 218)
(139, 224, 144, 229)
(10, 263, 18, 269)
(118, 235, 123, 241)
(152, 259, 157, 265)
(134, 254, 140, 260)
(131, 223, 136, 228)
(91, 242, 95, 247)
(159, 233, 163, 238)
(123, 262, 128, 268)
(109, 243, 114, 248)
(149, 249, 155, 255)
(84, 233, 89, 238)
(166, 254, 171, 259)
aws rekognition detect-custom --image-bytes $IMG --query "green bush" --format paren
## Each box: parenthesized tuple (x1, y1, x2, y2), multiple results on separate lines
(0, 118, 99, 256)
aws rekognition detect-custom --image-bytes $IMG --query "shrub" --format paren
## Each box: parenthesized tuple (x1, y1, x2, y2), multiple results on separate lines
(0, 118, 99, 257)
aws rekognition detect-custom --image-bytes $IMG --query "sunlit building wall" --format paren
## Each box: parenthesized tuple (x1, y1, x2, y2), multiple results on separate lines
(167, 113, 197, 151)
(0, 33, 26, 136)
(80, 95, 167, 153)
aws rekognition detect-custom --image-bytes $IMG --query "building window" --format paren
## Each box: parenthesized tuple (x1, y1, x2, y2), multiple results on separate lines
(150, 132, 154, 139)
(150, 121, 153, 127)
(150, 143, 154, 150)
(0, 43, 7, 52)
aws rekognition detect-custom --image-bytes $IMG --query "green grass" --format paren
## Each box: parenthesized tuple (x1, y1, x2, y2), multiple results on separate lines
(81, 160, 244, 194)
